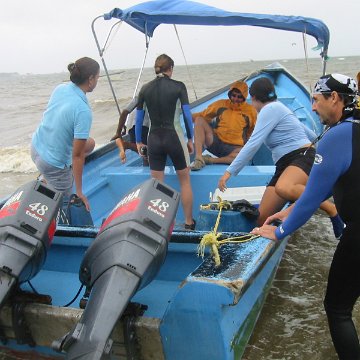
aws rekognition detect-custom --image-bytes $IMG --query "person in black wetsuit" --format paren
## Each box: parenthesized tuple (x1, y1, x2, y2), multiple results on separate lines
(252, 73, 360, 359)
(135, 54, 195, 230)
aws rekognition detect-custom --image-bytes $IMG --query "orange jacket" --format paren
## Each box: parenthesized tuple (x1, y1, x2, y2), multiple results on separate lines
(193, 81, 257, 146)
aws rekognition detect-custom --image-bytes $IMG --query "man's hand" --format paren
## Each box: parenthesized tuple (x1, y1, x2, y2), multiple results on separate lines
(263, 205, 293, 225)
(251, 224, 278, 241)
(76, 191, 90, 212)
(119, 150, 126, 163)
(110, 133, 120, 141)
(136, 143, 145, 156)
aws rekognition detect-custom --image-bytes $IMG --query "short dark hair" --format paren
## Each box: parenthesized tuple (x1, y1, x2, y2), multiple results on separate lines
(322, 92, 355, 107)
(68, 57, 100, 85)
(249, 77, 277, 103)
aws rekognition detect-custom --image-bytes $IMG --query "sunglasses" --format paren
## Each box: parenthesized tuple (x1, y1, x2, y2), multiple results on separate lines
(231, 93, 245, 100)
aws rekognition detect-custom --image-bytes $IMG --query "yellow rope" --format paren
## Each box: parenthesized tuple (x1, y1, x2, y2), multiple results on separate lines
(197, 196, 259, 267)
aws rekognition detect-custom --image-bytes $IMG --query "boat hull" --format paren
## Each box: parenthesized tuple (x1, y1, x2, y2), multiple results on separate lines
(0, 63, 317, 359)
(0, 233, 288, 360)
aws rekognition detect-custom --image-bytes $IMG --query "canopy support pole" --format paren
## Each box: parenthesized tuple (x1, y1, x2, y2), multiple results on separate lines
(173, 25, 198, 101)
(301, 30, 313, 99)
(91, 16, 122, 116)
(132, 27, 151, 98)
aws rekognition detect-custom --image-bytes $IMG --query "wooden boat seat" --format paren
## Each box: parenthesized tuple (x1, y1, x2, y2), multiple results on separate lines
(100, 164, 274, 196)
(82, 163, 275, 224)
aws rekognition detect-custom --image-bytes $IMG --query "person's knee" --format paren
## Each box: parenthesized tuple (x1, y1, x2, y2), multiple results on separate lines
(85, 137, 96, 155)
(177, 168, 192, 184)
(275, 183, 296, 201)
(193, 116, 207, 128)
(227, 150, 240, 162)
(177, 167, 190, 178)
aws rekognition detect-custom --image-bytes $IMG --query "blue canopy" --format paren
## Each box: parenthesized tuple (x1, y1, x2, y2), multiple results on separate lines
(103, 0, 330, 56)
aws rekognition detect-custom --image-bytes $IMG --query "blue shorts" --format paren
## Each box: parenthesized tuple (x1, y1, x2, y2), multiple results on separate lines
(206, 133, 240, 157)
(31, 145, 73, 197)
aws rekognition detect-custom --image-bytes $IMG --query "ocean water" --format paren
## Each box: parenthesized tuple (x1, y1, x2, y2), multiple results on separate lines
(1, 56, 360, 359)
(1, 57, 360, 197)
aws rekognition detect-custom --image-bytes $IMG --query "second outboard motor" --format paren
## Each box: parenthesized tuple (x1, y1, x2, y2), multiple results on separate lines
(0, 180, 63, 309)
(55, 178, 179, 360)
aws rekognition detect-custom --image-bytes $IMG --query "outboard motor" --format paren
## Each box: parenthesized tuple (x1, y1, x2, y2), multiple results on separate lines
(55, 178, 179, 360)
(0, 180, 63, 309)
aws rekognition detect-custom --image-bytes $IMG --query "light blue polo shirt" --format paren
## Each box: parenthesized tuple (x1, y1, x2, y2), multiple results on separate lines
(32, 82, 92, 168)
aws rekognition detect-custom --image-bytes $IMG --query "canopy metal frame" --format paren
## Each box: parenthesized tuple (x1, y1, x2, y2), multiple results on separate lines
(91, 0, 330, 115)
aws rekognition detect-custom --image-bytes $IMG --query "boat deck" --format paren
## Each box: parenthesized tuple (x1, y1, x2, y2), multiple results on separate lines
(21, 241, 201, 315)
(81, 64, 324, 227)
(21, 235, 280, 318)
(12, 235, 287, 360)
(84, 147, 275, 226)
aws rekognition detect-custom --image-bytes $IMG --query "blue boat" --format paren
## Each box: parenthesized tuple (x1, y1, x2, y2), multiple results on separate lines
(0, 1, 329, 359)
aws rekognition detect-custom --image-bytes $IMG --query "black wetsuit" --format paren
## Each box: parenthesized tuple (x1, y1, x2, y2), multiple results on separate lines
(135, 74, 193, 171)
(324, 120, 360, 360)
(276, 118, 360, 359)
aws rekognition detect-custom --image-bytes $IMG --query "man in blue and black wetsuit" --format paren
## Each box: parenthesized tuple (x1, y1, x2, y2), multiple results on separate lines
(252, 73, 360, 359)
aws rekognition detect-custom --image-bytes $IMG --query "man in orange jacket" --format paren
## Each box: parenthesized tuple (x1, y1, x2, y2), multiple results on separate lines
(191, 81, 257, 170)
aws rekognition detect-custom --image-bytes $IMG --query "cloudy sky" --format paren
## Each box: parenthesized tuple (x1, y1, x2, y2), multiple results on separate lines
(1, 0, 359, 74)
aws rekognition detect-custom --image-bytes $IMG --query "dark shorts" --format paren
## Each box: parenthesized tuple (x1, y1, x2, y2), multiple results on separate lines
(147, 128, 189, 171)
(129, 125, 149, 144)
(206, 133, 240, 158)
(267, 147, 316, 187)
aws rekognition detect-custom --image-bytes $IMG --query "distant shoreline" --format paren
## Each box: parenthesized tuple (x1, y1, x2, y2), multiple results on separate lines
(1, 55, 359, 76)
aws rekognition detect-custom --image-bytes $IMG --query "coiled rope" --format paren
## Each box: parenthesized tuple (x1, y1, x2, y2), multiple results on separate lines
(197, 196, 259, 267)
